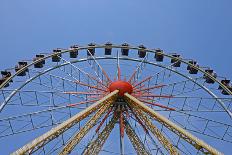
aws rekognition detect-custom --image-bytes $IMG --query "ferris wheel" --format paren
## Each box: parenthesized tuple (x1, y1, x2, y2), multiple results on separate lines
(0, 43, 231, 155)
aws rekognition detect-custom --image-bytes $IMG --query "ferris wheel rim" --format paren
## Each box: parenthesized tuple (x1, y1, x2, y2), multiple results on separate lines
(0, 56, 231, 118)
(0, 42, 232, 155)
(0, 44, 231, 96)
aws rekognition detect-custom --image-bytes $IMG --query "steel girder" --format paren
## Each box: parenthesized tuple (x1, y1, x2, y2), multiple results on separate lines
(129, 105, 180, 155)
(12, 90, 119, 155)
(59, 101, 114, 154)
(82, 114, 118, 155)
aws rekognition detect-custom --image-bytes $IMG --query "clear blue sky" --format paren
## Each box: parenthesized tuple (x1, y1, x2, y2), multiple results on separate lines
(1, 0, 232, 78)
(1, 0, 232, 154)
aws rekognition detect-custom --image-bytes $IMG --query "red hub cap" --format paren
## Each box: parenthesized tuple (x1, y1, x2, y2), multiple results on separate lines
(109, 81, 133, 96)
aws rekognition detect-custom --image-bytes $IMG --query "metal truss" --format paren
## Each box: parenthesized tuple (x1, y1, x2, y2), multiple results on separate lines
(124, 118, 151, 155)
(0, 43, 231, 155)
(59, 99, 114, 154)
(11, 90, 118, 155)
(124, 93, 223, 155)
(0, 58, 229, 152)
(82, 114, 118, 155)
(1, 57, 230, 118)
(130, 105, 180, 155)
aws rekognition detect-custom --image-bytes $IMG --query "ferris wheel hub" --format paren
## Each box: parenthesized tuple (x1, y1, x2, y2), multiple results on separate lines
(109, 81, 133, 96)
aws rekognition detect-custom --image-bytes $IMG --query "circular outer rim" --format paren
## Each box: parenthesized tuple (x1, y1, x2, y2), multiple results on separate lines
(0, 56, 231, 118)
(0, 44, 231, 114)
(1, 44, 231, 96)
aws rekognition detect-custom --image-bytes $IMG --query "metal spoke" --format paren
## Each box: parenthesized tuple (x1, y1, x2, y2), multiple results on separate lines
(59, 56, 107, 88)
(128, 53, 148, 84)
(87, 49, 111, 84)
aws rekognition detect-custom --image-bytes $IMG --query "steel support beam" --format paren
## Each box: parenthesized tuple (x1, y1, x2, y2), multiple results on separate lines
(130, 105, 179, 155)
(59, 101, 114, 154)
(124, 93, 223, 155)
(11, 90, 119, 155)
(82, 115, 118, 155)
(124, 119, 151, 155)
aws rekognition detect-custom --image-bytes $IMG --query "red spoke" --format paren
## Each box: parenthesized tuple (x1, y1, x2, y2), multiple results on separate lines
(95, 107, 113, 133)
(120, 111, 125, 138)
(118, 66, 121, 81)
(102, 68, 112, 84)
(128, 106, 148, 133)
(133, 84, 145, 92)
(75, 81, 108, 92)
(142, 95, 173, 98)
(63, 91, 105, 95)
(90, 58, 112, 84)
(86, 72, 109, 88)
(67, 99, 99, 107)
(125, 108, 130, 118)
(128, 68, 138, 83)
(132, 76, 152, 87)
(133, 84, 166, 93)
(87, 49, 112, 84)
(133, 96, 155, 100)
(87, 95, 106, 99)
(133, 93, 173, 98)
(138, 99, 175, 111)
